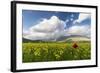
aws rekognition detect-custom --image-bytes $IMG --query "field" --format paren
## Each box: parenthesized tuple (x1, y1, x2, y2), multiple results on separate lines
(22, 42, 91, 63)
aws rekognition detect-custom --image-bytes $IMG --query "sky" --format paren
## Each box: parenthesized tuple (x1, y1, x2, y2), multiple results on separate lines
(22, 10, 91, 41)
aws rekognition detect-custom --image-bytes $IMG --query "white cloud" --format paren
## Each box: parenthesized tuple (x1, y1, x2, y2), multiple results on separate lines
(68, 13, 91, 38)
(29, 16, 65, 33)
(74, 13, 91, 24)
(23, 16, 66, 40)
(67, 25, 90, 37)
(65, 19, 69, 23)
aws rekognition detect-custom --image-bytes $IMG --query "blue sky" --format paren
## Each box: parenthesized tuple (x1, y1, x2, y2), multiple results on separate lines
(22, 10, 80, 30)
(22, 10, 91, 40)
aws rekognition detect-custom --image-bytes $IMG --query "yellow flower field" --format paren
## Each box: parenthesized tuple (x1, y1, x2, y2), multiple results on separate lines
(22, 42, 91, 63)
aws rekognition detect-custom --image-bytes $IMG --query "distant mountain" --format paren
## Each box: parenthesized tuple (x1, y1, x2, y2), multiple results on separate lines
(56, 35, 90, 42)
(23, 35, 90, 42)
(64, 36, 90, 42)
(23, 38, 43, 42)
(23, 38, 33, 42)
(23, 38, 54, 43)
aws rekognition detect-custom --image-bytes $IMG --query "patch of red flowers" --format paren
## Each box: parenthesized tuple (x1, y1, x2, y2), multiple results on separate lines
(72, 42, 78, 48)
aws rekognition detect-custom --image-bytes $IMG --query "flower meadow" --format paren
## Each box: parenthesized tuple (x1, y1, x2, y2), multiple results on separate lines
(22, 42, 91, 63)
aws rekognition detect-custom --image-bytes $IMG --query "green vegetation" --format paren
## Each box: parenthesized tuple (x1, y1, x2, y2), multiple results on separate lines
(22, 42, 91, 63)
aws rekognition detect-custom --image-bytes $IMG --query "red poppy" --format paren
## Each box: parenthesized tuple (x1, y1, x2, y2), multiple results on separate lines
(72, 43, 78, 48)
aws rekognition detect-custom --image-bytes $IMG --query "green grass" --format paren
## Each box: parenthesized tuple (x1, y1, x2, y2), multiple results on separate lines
(22, 42, 91, 63)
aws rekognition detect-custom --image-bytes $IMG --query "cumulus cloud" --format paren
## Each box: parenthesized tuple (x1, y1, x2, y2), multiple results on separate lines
(67, 13, 91, 38)
(73, 13, 91, 24)
(67, 25, 90, 38)
(23, 16, 66, 40)
(29, 16, 65, 33)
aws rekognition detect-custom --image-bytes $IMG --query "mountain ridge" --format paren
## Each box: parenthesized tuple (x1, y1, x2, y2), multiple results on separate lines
(23, 35, 90, 42)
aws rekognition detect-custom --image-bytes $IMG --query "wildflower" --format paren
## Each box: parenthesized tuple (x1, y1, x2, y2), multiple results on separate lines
(72, 42, 78, 48)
